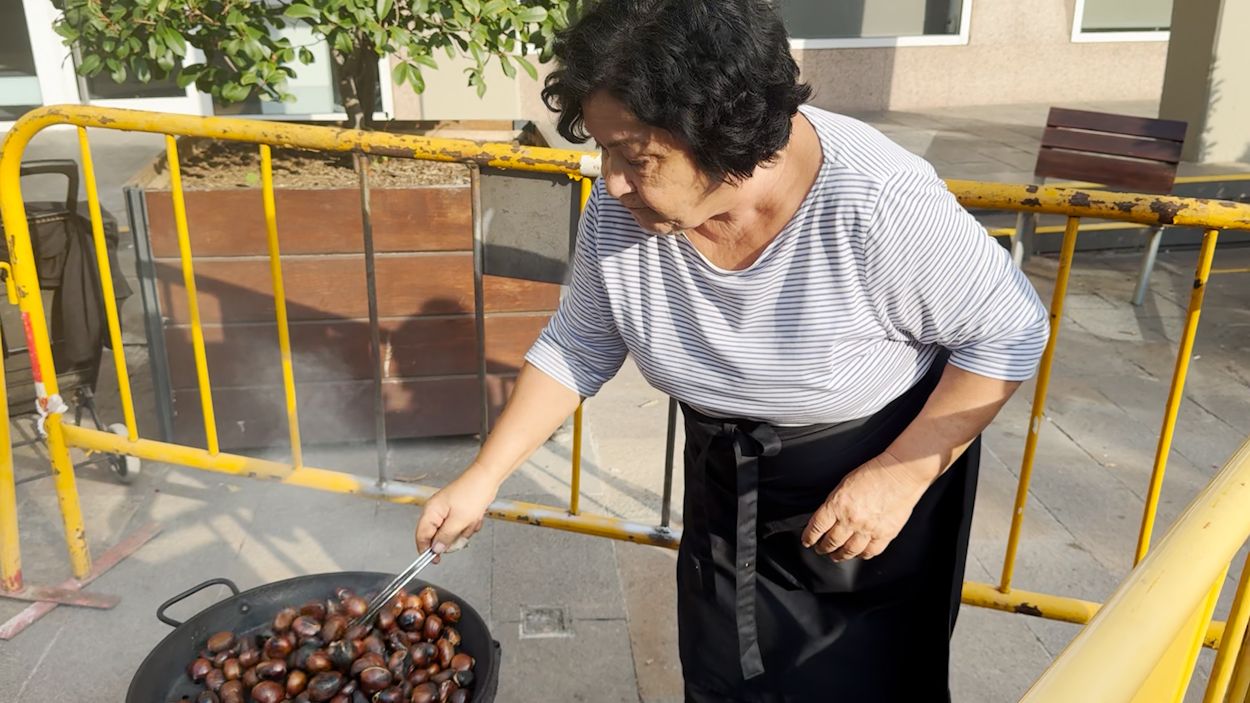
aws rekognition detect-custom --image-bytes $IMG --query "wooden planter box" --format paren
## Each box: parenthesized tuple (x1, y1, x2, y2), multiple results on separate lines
(126, 177, 566, 451)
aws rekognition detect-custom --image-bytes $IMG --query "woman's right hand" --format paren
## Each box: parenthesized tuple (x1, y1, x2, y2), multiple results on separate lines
(415, 467, 500, 558)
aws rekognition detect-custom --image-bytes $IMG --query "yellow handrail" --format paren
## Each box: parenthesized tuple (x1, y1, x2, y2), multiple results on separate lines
(1021, 436, 1250, 701)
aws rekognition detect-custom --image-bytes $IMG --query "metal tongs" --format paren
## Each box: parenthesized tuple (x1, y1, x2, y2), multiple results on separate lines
(351, 548, 438, 628)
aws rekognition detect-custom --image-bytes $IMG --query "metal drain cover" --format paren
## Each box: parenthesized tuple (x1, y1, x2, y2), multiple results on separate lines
(519, 606, 573, 639)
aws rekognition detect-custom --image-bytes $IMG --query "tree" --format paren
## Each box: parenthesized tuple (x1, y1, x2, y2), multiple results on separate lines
(51, 0, 584, 130)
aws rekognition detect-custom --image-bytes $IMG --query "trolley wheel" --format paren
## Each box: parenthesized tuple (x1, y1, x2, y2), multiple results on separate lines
(106, 423, 140, 484)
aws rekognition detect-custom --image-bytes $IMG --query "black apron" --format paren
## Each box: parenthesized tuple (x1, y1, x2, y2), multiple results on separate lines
(676, 355, 979, 702)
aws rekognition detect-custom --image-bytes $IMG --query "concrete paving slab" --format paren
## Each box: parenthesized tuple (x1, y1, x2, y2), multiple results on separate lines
(493, 618, 640, 703)
(490, 518, 626, 624)
(615, 542, 682, 703)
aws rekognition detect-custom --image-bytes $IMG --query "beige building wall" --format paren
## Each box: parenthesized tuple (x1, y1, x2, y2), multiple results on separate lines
(797, 0, 1168, 112)
(394, 0, 1169, 123)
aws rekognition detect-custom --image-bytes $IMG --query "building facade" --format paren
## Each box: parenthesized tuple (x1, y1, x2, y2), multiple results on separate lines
(2, 0, 1173, 129)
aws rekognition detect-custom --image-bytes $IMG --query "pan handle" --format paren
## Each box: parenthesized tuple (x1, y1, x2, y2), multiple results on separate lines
(156, 578, 241, 628)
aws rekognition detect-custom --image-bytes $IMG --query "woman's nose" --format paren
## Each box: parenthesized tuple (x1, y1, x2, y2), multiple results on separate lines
(602, 155, 634, 200)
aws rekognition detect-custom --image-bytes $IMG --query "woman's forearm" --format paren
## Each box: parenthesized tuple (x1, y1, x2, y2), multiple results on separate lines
(883, 364, 1021, 485)
(466, 362, 584, 487)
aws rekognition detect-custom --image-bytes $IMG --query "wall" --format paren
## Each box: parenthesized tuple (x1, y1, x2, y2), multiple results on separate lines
(393, 0, 1169, 123)
(795, 0, 1169, 112)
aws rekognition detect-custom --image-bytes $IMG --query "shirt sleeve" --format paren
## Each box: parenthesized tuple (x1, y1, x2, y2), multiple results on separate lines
(524, 187, 629, 397)
(862, 169, 1050, 381)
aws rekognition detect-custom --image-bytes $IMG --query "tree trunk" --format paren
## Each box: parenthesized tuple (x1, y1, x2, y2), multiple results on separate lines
(334, 38, 381, 131)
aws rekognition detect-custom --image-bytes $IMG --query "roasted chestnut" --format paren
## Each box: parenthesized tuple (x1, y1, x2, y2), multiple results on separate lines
(290, 642, 319, 671)
(320, 614, 347, 642)
(257, 659, 288, 681)
(250, 680, 285, 703)
(344, 596, 368, 619)
(242, 665, 261, 689)
(410, 642, 437, 668)
(195, 691, 220, 703)
(452, 669, 474, 688)
(376, 608, 396, 632)
(328, 695, 349, 703)
(239, 646, 261, 669)
(442, 627, 461, 648)
(340, 679, 358, 695)
(417, 587, 439, 614)
(358, 666, 392, 693)
(218, 680, 245, 703)
(205, 667, 226, 692)
(387, 649, 409, 679)
(300, 600, 327, 620)
(207, 631, 237, 654)
(349, 651, 386, 677)
(436, 639, 455, 669)
(305, 651, 333, 674)
(212, 650, 232, 667)
(273, 607, 298, 633)
(286, 668, 308, 696)
(449, 653, 473, 673)
(307, 671, 345, 702)
(361, 633, 386, 657)
(422, 614, 443, 641)
(396, 608, 424, 632)
(292, 615, 322, 639)
(408, 668, 431, 686)
(344, 623, 369, 642)
(448, 689, 469, 703)
(334, 587, 355, 601)
(327, 639, 357, 671)
(437, 602, 461, 624)
(437, 679, 457, 703)
(222, 657, 242, 681)
(430, 669, 454, 685)
(373, 686, 405, 703)
(265, 635, 294, 660)
(410, 682, 438, 703)
(188, 657, 213, 683)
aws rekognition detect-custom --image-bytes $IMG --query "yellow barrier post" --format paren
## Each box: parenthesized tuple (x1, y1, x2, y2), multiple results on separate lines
(1000, 216, 1081, 592)
(79, 127, 138, 441)
(1136, 228, 1220, 564)
(568, 177, 593, 516)
(1229, 622, 1250, 703)
(1204, 552, 1250, 703)
(1128, 575, 1227, 703)
(260, 145, 303, 468)
(0, 322, 21, 592)
(0, 120, 92, 579)
(166, 135, 220, 455)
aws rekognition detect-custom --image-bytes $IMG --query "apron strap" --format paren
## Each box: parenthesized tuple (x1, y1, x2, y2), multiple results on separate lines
(688, 416, 782, 681)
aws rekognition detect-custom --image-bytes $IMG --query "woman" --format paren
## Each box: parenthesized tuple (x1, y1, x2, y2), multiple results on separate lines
(416, 0, 1049, 700)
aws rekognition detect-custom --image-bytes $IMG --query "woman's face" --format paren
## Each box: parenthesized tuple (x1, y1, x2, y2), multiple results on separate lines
(582, 91, 729, 234)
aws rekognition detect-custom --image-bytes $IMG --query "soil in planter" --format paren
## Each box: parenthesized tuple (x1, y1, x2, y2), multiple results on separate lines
(169, 139, 471, 190)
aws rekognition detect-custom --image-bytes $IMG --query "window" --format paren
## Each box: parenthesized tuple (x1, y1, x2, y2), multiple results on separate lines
(1073, 0, 1172, 42)
(1, 0, 42, 120)
(776, 0, 971, 48)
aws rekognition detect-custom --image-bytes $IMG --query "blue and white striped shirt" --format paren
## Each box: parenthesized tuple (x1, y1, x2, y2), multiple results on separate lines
(526, 105, 1049, 426)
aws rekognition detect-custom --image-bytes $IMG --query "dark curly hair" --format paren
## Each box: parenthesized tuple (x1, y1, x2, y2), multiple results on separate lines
(541, 0, 812, 181)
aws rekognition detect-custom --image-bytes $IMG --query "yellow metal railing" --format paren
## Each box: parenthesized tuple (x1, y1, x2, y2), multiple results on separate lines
(3, 105, 1250, 699)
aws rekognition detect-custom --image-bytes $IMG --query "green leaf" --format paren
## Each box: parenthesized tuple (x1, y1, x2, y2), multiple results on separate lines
(481, 0, 506, 17)
(409, 69, 425, 93)
(332, 31, 354, 54)
(175, 66, 202, 88)
(376, 0, 394, 18)
(515, 6, 547, 23)
(78, 54, 103, 75)
(514, 54, 537, 80)
(412, 52, 438, 69)
(135, 59, 152, 83)
(298, 47, 315, 63)
(157, 54, 176, 72)
(283, 3, 320, 20)
(221, 82, 250, 102)
(462, 0, 480, 16)
(498, 54, 515, 79)
(392, 61, 410, 85)
(110, 64, 127, 83)
(240, 71, 258, 85)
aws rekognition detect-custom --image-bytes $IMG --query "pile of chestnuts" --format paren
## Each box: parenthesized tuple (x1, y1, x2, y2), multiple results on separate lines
(184, 585, 476, 703)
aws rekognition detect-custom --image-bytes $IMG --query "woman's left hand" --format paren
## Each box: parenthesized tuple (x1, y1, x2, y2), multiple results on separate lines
(800, 454, 932, 562)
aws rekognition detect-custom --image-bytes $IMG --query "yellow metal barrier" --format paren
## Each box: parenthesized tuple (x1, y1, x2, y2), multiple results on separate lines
(1021, 437, 1250, 702)
(3, 105, 1250, 698)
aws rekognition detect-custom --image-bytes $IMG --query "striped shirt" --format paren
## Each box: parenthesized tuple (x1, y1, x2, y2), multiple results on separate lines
(525, 105, 1050, 426)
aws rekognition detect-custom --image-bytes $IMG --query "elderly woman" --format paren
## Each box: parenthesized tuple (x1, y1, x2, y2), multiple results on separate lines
(417, 0, 1049, 700)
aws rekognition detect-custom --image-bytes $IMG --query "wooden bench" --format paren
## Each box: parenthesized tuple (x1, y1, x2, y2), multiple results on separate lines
(1011, 107, 1188, 306)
